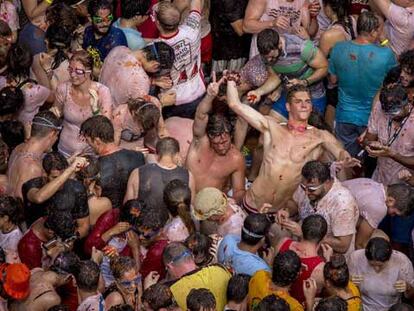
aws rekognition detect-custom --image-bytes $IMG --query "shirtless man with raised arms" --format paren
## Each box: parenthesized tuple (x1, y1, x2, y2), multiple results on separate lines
(186, 74, 246, 203)
(7, 111, 61, 199)
(226, 81, 357, 213)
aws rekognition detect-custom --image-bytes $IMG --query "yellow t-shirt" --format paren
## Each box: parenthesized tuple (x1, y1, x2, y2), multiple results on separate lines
(170, 264, 231, 310)
(248, 270, 304, 311)
(346, 281, 363, 311)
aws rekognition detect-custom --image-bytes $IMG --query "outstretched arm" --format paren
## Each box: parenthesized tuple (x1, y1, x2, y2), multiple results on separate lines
(227, 81, 269, 133)
(369, 0, 391, 18)
(193, 73, 224, 139)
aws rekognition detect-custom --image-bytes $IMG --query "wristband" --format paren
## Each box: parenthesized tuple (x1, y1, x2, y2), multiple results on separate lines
(45, 0, 53, 5)
(304, 79, 310, 86)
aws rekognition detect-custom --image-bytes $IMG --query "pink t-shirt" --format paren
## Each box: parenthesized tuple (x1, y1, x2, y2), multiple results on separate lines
(218, 201, 247, 236)
(112, 104, 144, 150)
(249, 0, 308, 58)
(367, 100, 414, 185)
(164, 216, 190, 242)
(0, 1, 18, 31)
(348, 249, 414, 311)
(55, 82, 113, 157)
(99, 46, 151, 107)
(342, 178, 387, 229)
(158, 10, 206, 105)
(294, 178, 359, 257)
(384, 3, 414, 55)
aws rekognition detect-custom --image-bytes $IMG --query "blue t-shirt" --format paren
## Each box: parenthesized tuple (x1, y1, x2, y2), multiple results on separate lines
(217, 235, 270, 276)
(113, 18, 146, 51)
(83, 25, 128, 61)
(329, 41, 397, 126)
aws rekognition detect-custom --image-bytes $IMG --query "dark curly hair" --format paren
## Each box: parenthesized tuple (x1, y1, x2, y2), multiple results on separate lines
(0, 86, 24, 116)
(272, 250, 301, 287)
(206, 113, 233, 138)
(137, 203, 169, 231)
(400, 49, 414, 76)
(42, 151, 69, 175)
(315, 296, 347, 311)
(46, 2, 79, 34)
(323, 254, 349, 288)
(8, 44, 33, 80)
(380, 83, 408, 114)
(0, 196, 23, 225)
(45, 24, 72, 70)
(44, 210, 76, 240)
(255, 294, 289, 311)
(88, 0, 112, 17)
(142, 283, 176, 310)
(110, 256, 136, 280)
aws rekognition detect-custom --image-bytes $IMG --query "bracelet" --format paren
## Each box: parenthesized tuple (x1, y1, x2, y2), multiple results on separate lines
(44, 0, 53, 5)
(304, 79, 310, 86)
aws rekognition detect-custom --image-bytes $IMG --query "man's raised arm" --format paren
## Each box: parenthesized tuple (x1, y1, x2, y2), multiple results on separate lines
(227, 81, 269, 133)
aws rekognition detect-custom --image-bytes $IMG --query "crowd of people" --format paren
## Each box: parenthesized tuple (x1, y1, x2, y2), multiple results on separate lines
(0, 0, 413, 310)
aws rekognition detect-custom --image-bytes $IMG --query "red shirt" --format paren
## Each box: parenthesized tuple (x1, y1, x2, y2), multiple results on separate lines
(279, 239, 324, 304)
(137, 0, 159, 39)
(84, 209, 131, 257)
(140, 239, 169, 279)
(18, 228, 43, 270)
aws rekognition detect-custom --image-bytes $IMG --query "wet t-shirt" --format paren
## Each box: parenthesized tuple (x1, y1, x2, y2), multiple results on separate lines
(99, 149, 145, 209)
(348, 249, 414, 311)
(217, 202, 247, 236)
(22, 177, 89, 226)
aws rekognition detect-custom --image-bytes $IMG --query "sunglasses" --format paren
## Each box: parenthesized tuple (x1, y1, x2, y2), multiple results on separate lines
(92, 14, 114, 24)
(299, 183, 324, 193)
(68, 67, 91, 76)
(120, 275, 141, 288)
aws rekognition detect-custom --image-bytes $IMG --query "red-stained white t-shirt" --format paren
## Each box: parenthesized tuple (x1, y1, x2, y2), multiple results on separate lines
(158, 10, 206, 105)
(384, 3, 414, 55)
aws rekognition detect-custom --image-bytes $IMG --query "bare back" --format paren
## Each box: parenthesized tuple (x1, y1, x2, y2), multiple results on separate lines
(247, 118, 326, 211)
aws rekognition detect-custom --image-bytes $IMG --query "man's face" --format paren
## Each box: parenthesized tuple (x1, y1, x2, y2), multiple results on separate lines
(300, 178, 327, 203)
(48, 169, 63, 182)
(400, 67, 414, 88)
(209, 132, 231, 156)
(92, 8, 113, 36)
(286, 91, 312, 121)
(368, 260, 387, 273)
(262, 47, 282, 66)
(119, 268, 140, 294)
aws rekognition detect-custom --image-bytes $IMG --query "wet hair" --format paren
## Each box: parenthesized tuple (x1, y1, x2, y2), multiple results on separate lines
(44, 211, 76, 240)
(315, 296, 347, 311)
(76, 156, 101, 185)
(163, 242, 192, 266)
(70, 50, 93, 71)
(156, 1, 181, 32)
(301, 160, 331, 183)
(206, 113, 233, 138)
(255, 294, 290, 311)
(164, 179, 195, 234)
(42, 151, 69, 174)
(0, 196, 23, 225)
(50, 251, 81, 275)
(0, 121, 24, 152)
(137, 203, 169, 232)
(88, 0, 113, 17)
(8, 44, 33, 79)
(365, 237, 392, 262)
(80, 115, 114, 143)
(380, 84, 408, 113)
(387, 183, 414, 216)
(186, 288, 216, 311)
(142, 42, 175, 74)
(227, 274, 250, 303)
(399, 49, 414, 76)
(241, 213, 271, 246)
(323, 254, 349, 288)
(323, 0, 353, 36)
(156, 137, 180, 157)
(127, 99, 160, 131)
(0, 20, 11, 37)
(48, 305, 70, 311)
(110, 256, 136, 280)
(286, 84, 312, 104)
(357, 11, 379, 35)
(142, 283, 176, 310)
(308, 111, 332, 132)
(121, 0, 150, 19)
(257, 29, 280, 56)
(389, 303, 414, 311)
(75, 260, 100, 292)
(272, 250, 301, 287)
(120, 199, 143, 227)
(0, 86, 24, 116)
(108, 305, 134, 311)
(302, 215, 328, 243)
(185, 233, 212, 266)
(383, 66, 402, 86)
(46, 2, 79, 33)
(45, 24, 72, 70)
(31, 110, 61, 138)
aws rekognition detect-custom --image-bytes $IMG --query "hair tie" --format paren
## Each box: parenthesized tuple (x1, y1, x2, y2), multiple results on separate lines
(242, 226, 264, 239)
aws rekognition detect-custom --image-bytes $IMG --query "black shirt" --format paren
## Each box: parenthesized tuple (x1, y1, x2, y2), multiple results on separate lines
(99, 149, 145, 209)
(22, 177, 89, 226)
(210, 0, 251, 60)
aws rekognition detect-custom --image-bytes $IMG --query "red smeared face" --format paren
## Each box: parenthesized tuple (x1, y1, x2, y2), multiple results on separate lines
(209, 132, 232, 156)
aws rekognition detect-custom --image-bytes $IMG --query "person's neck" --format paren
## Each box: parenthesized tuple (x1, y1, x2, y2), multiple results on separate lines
(159, 28, 179, 38)
(25, 137, 49, 154)
(72, 79, 93, 94)
(119, 17, 137, 29)
(174, 261, 198, 278)
(158, 157, 177, 169)
(270, 282, 290, 293)
(354, 34, 374, 45)
(287, 119, 308, 133)
(226, 301, 245, 311)
(218, 206, 233, 224)
(296, 240, 319, 257)
(237, 241, 260, 255)
(79, 289, 99, 304)
(335, 287, 353, 300)
(98, 143, 120, 156)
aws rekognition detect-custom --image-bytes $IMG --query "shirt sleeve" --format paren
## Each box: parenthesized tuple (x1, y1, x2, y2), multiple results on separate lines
(397, 252, 414, 287)
(387, 3, 412, 31)
(97, 84, 114, 118)
(300, 40, 317, 64)
(330, 195, 358, 237)
(181, 10, 201, 41)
